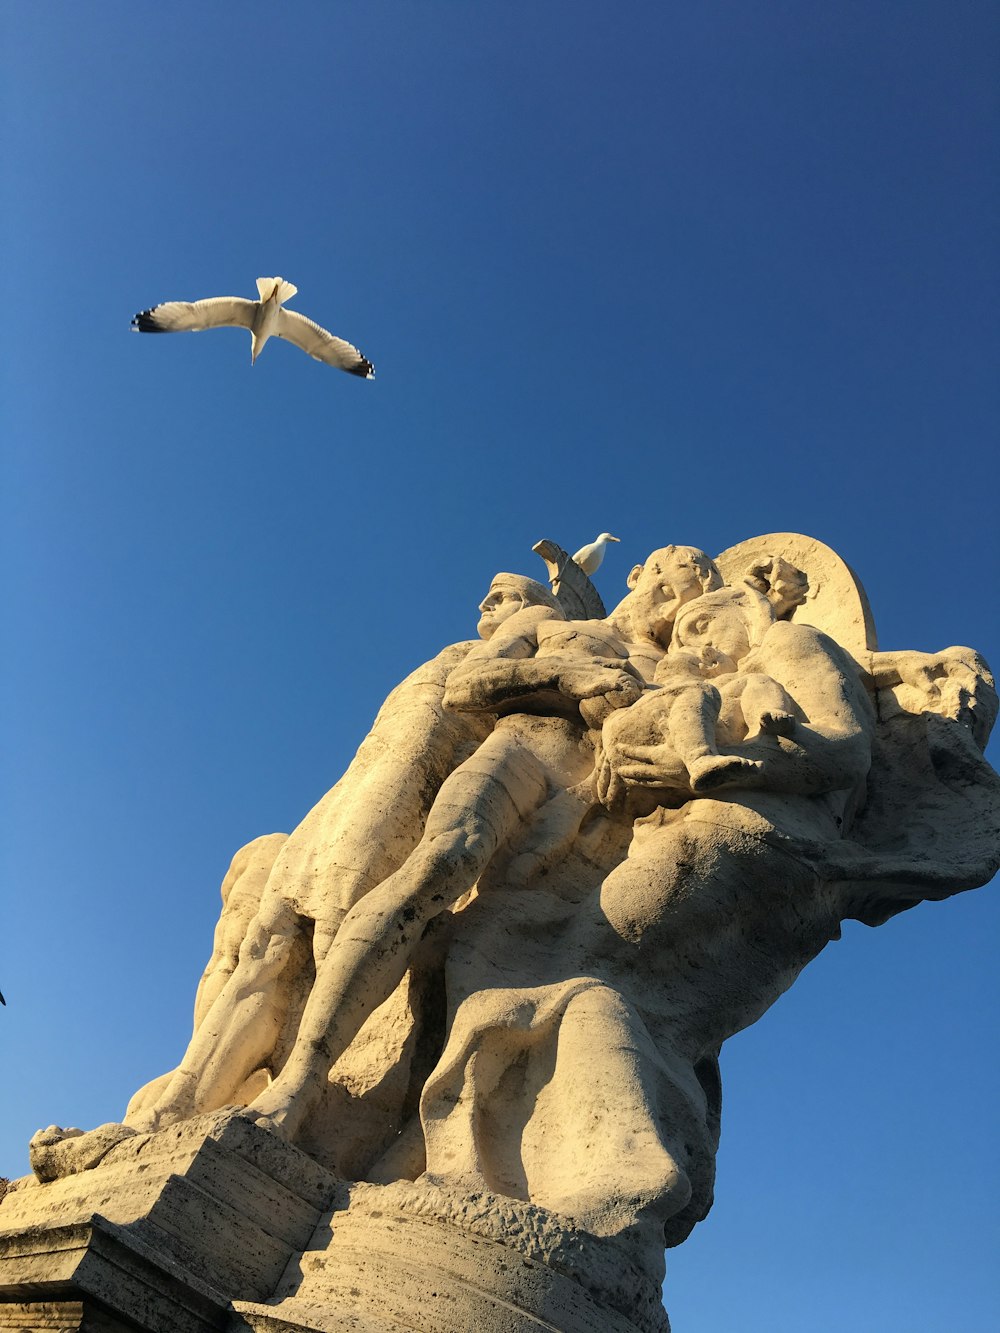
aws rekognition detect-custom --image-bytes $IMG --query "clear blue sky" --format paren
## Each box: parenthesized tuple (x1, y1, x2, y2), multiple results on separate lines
(3, 4, 998, 1330)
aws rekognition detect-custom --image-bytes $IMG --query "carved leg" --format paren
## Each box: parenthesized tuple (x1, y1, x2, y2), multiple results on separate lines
(662, 682, 722, 770)
(126, 902, 306, 1132)
(248, 735, 552, 1140)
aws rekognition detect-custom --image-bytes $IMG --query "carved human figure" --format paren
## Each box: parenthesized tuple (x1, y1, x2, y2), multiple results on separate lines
(29, 573, 565, 1178)
(132, 576, 576, 1132)
(242, 548, 722, 1138)
(32, 549, 721, 1173)
(412, 604, 999, 1285)
(602, 583, 799, 801)
(126, 833, 288, 1121)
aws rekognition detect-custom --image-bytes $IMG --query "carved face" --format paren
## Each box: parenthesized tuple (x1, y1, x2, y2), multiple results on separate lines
(672, 600, 753, 676)
(626, 546, 722, 646)
(477, 586, 525, 640)
(477, 574, 562, 640)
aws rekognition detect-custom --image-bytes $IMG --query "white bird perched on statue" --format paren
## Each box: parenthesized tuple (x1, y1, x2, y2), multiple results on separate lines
(131, 277, 374, 377)
(571, 532, 621, 575)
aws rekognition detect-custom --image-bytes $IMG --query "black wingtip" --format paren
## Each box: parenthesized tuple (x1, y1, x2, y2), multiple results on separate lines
(131, 307, 169, 332)
(347, 357, 375, 379)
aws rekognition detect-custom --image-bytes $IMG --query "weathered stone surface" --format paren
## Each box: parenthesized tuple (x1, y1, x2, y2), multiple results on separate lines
(234, 1179, 665, 1333)
(6, 534, 998, 1332)
(0, 1112, 338, 1331)
(0, 1219, 225, 1332)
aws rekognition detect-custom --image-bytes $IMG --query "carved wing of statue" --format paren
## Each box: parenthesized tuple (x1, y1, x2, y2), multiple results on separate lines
(532, 539, 607, 620)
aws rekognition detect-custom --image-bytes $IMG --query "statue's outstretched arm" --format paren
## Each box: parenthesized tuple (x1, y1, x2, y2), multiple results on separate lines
(444, 653, 642, 714)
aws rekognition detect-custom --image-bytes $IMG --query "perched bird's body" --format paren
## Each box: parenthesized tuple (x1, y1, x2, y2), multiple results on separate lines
(571, 532, 621, 575)
(131, 276, 374, 377)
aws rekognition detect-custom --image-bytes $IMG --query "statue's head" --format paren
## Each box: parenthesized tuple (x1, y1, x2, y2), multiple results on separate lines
(670, 584, 775, 676)
(477, 573, 562, 641)
(616, 546, 723, 647)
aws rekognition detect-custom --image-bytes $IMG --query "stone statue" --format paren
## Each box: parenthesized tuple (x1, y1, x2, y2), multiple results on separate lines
(6, 534, 998, 1333)
(114, 573, 568, 1163)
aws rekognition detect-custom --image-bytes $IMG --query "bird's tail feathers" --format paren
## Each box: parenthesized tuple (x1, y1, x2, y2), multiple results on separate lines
(256, 277, 297, 304)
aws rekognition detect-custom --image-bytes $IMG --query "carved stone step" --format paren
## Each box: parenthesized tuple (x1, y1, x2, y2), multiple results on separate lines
(0, 1111, 339, 1333)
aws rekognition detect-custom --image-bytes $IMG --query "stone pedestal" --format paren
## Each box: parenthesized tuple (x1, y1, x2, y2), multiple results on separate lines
(0, 1218, 228, 1332)
(0, 1111, 338, 1333)
(0, 1114, 666, 1333)
(233, 1180, 665, 1333)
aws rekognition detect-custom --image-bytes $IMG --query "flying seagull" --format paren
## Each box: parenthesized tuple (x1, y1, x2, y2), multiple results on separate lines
(131, 277, 374, 377)
(571, 532, 621, 575)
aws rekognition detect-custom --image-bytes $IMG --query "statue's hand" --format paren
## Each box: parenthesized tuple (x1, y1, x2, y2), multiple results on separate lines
(596, 744, 626, 810)
(577, 670, 644, 728)
(557, 664, 643, 704)
(688, 753, 765, 793)
(442, 671, 489, 712)
(596, 729, 692, 810)
(608, 742, 690, 787)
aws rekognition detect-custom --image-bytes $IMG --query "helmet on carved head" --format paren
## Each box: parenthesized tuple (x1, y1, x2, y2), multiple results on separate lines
(477, 573, 563, 640)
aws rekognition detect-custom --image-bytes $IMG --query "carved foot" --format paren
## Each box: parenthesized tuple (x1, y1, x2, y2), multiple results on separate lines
(689, 754, 764, 793)
(242, 1071, 320, 1142)
(759, 709, 796, 736)
(29, 1122, 138, 1182)
(240, 1083, 293, 1134)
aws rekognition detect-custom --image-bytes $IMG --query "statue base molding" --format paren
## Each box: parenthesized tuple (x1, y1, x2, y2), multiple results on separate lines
(0, 1217, 227, 1333)
(0, 1110, 337, 1333)
(0, 1111, 664, 1333)
(234, 1178, 664, 1333)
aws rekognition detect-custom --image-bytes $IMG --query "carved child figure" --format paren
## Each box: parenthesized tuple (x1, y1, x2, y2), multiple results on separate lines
(596, 583, 802, 809)
(648, 584, 798, 793)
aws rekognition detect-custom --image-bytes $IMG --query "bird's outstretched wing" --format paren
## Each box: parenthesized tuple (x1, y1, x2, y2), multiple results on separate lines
(131, 297, 258, 333)
(274, 308, 374, 377)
